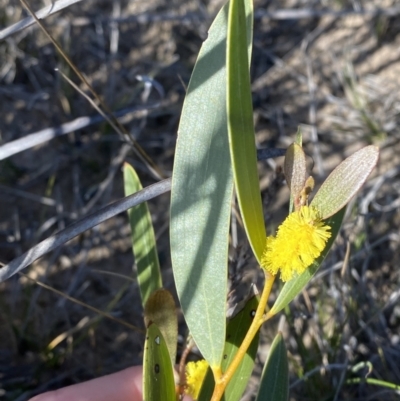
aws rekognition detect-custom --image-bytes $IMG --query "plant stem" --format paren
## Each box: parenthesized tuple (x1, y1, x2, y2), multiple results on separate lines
(210, 271, 276, 401)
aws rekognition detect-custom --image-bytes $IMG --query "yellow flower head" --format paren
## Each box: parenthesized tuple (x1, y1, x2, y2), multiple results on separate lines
(261, 205, 331, 282)
(185, 360, 209, 400)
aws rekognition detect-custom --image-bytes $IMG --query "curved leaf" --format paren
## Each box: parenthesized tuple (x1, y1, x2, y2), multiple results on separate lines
(143, 322, 176, 401)
(311, 145, 379, 219)
(123, 163, 162, 307)
(284, 143, 306, 202)
(227, 0, 266, 263)
(255, 332, 288, 401)
(269, 207, 346, 316)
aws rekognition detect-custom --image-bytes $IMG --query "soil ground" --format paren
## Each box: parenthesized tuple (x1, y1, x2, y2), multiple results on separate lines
(1, 0, 400, 400)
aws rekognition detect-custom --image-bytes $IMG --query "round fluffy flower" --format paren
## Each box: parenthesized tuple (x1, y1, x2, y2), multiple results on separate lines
(261, 206, 331, 282)
(185, 360, 209, 399)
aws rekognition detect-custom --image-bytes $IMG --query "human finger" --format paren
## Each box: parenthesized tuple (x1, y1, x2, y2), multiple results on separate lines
(29, 365, 142, 401)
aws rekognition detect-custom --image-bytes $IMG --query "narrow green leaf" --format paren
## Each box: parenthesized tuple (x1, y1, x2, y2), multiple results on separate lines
(295, 128, 303, 146)
(170, 4, 232, 367)
(123, 163, 162, 307)
(255, 332, 288, 401)
(198, 295, 260, 401)
(227, 0, 265, 264)
(144, 288, 178, 368)
(269, 207, 346, 316)
(143, 323, 176, 401)
(311, 145, 379, 219)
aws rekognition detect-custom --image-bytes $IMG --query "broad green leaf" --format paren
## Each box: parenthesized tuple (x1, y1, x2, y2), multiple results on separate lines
(255, 332, 288, 401)
(170, 0, 253, 367)
(269, 207, 346, 316)
(144, 289, 178, 367)
(311, 145, 379, 219)
(123, 163, 162, 307)
(169, 4, 230, 367)
(143, 322, 176, 401)
(198, 296, 260, 401)
(227, 0, 265, 264)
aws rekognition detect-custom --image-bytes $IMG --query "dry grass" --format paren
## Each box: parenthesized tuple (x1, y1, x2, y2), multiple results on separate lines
(1, 0, 400, 400)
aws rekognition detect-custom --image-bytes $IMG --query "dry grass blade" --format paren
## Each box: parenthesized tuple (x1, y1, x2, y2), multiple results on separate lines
(0, 104, 158, 160)
(0, 178, 172, 283)
(0, 184, 57, 206)
(47, 316, 91, 350)
(254, 6, 400, 19)
(0, 0, 83, 40)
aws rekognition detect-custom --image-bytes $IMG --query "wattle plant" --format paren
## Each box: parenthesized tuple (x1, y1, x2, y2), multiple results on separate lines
(124, 0, 380, 400)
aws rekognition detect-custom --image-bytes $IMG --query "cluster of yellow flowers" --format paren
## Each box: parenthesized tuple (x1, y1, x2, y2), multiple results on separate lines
(185, 359, 209, 399)
(261, 205, 331, 282)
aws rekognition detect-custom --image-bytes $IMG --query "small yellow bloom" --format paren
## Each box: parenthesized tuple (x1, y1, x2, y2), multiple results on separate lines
(185, 360, 209, 400)
(261, 206, 331, 282)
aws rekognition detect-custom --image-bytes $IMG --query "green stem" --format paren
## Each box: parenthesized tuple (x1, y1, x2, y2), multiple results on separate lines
(347, 378, 400, 390)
